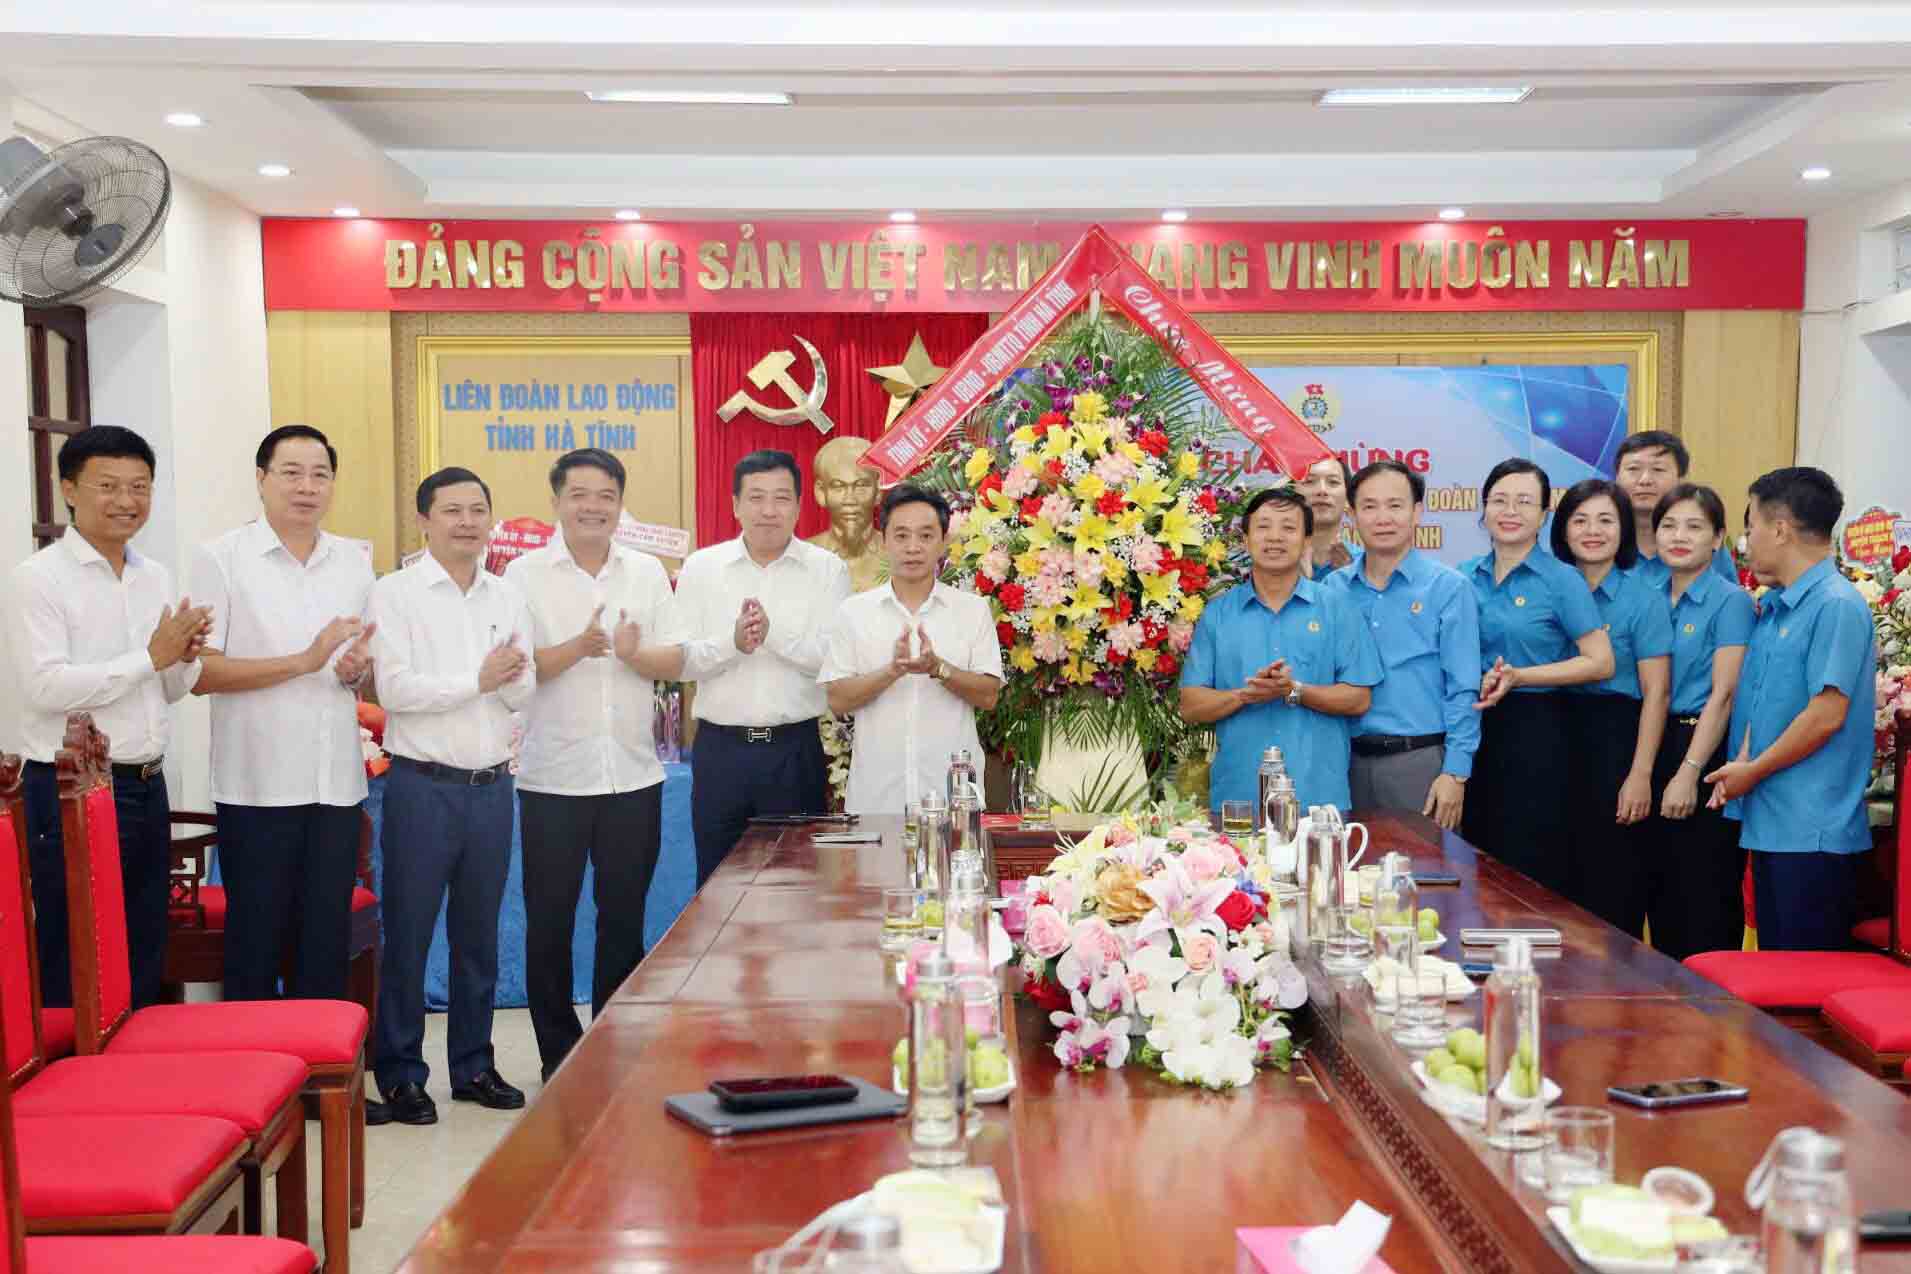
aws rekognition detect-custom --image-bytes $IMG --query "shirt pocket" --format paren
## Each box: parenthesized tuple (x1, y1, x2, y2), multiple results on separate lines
(1376, 609, 1438, 672)
(1288, 620, 1339, 687)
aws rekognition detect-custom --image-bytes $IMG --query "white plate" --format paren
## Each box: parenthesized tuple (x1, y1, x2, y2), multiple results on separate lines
(1545, 1206, 1676, 1273)
(1363, 958, 1477, 1005)
(892, 1055, 1017, 1104)
(1410, 1059, 1561, 1127)
(1417, 930, 1448, 950)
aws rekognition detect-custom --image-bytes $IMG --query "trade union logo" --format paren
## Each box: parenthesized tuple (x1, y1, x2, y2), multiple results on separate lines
(1289, 382, 1338, 435)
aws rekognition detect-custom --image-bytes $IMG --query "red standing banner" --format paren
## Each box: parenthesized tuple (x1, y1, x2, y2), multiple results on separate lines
(860, 227, 1335, 483)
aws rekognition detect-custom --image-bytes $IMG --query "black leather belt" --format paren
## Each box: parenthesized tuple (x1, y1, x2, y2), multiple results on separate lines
(699, 719, 819, 745)
(113, 758, 165, 782)
(392, 754, 505, 786)
(1351, 732, 1445, 758)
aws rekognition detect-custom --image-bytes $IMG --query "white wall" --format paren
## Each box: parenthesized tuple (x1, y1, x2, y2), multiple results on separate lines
(1797, 181, 1911, 525)
(0, 96, 31, 750)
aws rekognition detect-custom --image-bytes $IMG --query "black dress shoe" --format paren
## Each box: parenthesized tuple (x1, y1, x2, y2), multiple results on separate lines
(364, 1098, 394, 1127)
(452, 1068, 525, 1110)
(380, 1082, 438, 1125)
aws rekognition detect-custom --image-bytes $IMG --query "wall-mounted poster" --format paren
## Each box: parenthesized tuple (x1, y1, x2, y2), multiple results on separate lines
(1213, 362, 1632, 565)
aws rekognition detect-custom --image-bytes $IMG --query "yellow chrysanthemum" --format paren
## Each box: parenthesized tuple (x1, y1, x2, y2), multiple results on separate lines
(1010, 643, 1037, 673)
(1179, 594, 1206, 623)
(1073, 512, 1113, 554)
(1064, 625, 1090, 653)
(1129, 477, 1170, 509)
(1013, 549, 1044, 579)
(1011, 425, 1038, 446)
(1140, 570, 1180, 609)
(1133, 648, 1160, 672)
(1156, 500, 1201, 552)
(965, 447, 994, 485)
(1176, 452, 1200, 478)
(1116, 508, 1147, 536)
(1119, 441, 1147, 464)
(1071, 391, 1108, 424)
(1064, 656, 1094, 684)
(1073, 472, 1107, 502)
(1102, 555, 1130, 586)
(1202, 539, 1227, 564)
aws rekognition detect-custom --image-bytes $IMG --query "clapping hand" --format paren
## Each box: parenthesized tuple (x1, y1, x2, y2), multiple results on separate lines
(303, 616, 363, 675)
(612, 609, 643, 664)
(148, 598, 214, 671)
(575, 604, 612, 659)
(334, 622, 378, 687)
(1239, 660, 1288, 705)
(735, 598, 769, 654)
(478, 634, 527, 693)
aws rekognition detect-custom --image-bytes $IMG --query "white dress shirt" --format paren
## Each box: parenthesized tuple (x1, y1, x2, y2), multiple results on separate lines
(818, 581, 1005, 815)
(192, 520, 376, 807)
(6, 533, 199, 764)
(676, 536, 851, 727)
(505, 534, 684, 796)
(368, 553, 536, 770)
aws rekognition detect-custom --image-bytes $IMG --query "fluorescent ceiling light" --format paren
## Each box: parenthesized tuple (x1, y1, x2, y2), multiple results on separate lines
(1319, 87, 1531, 107)
(1438, 207, 1466, 221)
(1800, 166, 1832, 181)
(586, 90, 792, 106)
(164, 112, 204, 128)
(889, 210, 917, 223)
(332, 206, 360, 218)
(614, 208, 643, 221)
(1161, 209, 1189, 223)
(258, 163, 293, 178)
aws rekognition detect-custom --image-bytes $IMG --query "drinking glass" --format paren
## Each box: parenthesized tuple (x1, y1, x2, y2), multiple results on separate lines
(901, 801, 922, 886)
(1393, 970, 1449, 1048)
(1321, 904, 1370, 975)
(1356, 863, 1382, 904)
(880, 887, 921, 951)
(1544, 1107, 1616, 1202)
(1013, 763, 1052, 830)
(1220, 800, 1255, 839)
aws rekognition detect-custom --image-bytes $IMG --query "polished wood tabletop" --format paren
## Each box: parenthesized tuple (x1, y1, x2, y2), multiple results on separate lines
(395, 811, 1911, 1273)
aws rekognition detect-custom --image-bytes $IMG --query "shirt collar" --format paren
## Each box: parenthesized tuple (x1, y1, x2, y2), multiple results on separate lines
(416, 550, 492, 595)
(554, 529, 622, 578)
(1350, 548, 1423, 591)
(1775, 555, 1835, 611)
(1590, 567, 1623, 601)
(58, 529, 131, 572)
(1674, 566, 1717, 607)
(246, 517, 332, 565)
(1241, 573, 1316, 613)
(724, 534, 801, 569)
(884, 580, 948, 614)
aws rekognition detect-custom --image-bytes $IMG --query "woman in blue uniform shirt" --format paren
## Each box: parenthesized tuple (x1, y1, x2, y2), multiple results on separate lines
(1641, 483, 1755, 958)
(1463, 460, 1614, 892)
(1551, 479, 1673, 929)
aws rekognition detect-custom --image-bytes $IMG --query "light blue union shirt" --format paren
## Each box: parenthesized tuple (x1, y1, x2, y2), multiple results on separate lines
(1328, 551, 1483, 779)
(1462, 548, 1604, 692)
(1183, 576, 1383, 812)
(1632, 545, 1739, 592)
(1728, 557, 1877, 855)
(1570, 565, 1674, 700)
(1664, 569, 1756, 717)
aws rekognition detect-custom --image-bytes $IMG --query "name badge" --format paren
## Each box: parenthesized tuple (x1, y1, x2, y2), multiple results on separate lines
(1683, 622, 1697, 635)
(1410, 601, 1424, 615)
(1779, 626, 1789, 639)
(1308, 621, 1322, 633)
(1514, 596, 1528, 608)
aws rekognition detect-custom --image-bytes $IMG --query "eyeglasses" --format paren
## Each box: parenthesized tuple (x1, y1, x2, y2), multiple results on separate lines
(1485, 495, 1541, 512)
(268, 466, 334, 486)
(73, 480, 153, 500)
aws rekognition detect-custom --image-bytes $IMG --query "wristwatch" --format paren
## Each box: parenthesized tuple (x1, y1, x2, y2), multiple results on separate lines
(1286, 681, 1304, 707)
(933, 660, 952, 683)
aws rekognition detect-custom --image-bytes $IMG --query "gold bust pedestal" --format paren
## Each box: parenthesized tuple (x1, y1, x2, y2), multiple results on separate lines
(809, 436, 888, 593)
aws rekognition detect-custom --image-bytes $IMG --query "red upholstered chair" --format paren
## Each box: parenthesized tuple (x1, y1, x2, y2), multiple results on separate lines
(0, 754, 250, 1240)
(165, 808, 382, 1041)
(1683, 708, 1911, 1051)
(50, 716, 368, 1274)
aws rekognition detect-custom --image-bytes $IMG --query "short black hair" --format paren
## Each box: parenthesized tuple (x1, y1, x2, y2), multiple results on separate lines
(416, 466, 492, 515)
(878, 483, 950, 534)
(1654, 482, 1727, 536)
(1242, 485, 1314, 538)
(1551, 478, 1639, 570)
(1481, 458, 1551, 511)
(1308, 456, 1355, 491)
(1614, 430, 1690, 477)
(256, 424, 338, 473)
(732, 449, 801, 498)
(1748, 466, 1842, 542)
(58, 425, 156, 484)
(549, 447, 626, 495)
(1349, 459, 1424, 504)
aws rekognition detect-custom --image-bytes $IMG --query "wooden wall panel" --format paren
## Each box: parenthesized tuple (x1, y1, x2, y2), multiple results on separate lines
(1679, 311, 1801, 520)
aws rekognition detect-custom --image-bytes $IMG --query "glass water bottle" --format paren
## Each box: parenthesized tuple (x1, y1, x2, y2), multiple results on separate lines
(1483, 936, 1544, 1150)
(906, 949, 969, 1166)
(1761, 1131, 1857, 1274)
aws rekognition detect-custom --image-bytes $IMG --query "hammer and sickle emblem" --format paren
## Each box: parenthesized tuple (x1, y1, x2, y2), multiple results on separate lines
(717, 335, 836, 435)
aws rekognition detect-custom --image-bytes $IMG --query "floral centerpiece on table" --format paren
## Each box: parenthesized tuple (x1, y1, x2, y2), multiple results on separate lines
(1014, 813, 1309, 1090)
(914, 316, 1250, 807)
(1845, 544, 1911, 795)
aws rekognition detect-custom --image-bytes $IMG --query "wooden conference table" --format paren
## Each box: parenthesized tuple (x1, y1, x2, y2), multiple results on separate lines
(395, 812, 1911, 1273)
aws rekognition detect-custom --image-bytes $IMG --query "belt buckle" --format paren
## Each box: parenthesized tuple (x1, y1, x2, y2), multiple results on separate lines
(469, 766, 497, 786)
(141, 760, 163, 780)
(745, 726, 773, 744)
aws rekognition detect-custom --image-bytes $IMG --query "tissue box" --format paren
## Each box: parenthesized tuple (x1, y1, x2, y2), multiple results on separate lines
(1235, 1229, 1397, 1274)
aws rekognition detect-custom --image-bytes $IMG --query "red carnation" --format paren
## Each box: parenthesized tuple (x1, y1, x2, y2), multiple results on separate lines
(1101, 594, 1134, 625)
(976, 471, 1004, 499)
(1024, 975, 1071, 1013)
(1216, 891, 1258, 932)
(1105, 647, 1129, 666)
(1155, 652, 1179, 679)
(1021, 496, 1046, 523)
(1197, 489, 1219, 515)
(996, 621, 1017, 648)
(1096, 490, 1127, 518)
(1038, 411, 1069, 428)
(1141, 620, 1167, 647)
(975, 573, 997, 595)
(1884, 588, 1902, 607)
(1044, 459, 1065, 483)
(1137, 429, 1171, 457)
(997, 583, 1027, 612)
(1178, 562, 1210, 593)
(1895, 545, 1911, 574)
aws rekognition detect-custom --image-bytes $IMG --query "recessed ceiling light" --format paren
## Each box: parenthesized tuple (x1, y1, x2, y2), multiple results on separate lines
(614, 209, 643, 221)
(1319, 86, 1531, 107)
(1800, 166, 1832, 181)
(164, 112, 204, 128)
(1439, 207, 1466, 221)
(258, 163, 292, 178)
(332, 206, 360, 218)
(889, 210, 917, 223)
(586, 90, 792, 106)
(1161, 209, 1189, 223)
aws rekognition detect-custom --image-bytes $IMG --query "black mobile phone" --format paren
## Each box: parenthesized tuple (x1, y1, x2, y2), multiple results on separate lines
(1606, 1077, 1749, 1110)
(1860, 1210, 1911, 1242)
(709, 1074, 859, 1113)
(1413, 872, 1461, 887)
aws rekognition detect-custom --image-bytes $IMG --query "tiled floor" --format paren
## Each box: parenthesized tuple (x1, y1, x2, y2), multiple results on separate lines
(276, 1008, 544, 1273)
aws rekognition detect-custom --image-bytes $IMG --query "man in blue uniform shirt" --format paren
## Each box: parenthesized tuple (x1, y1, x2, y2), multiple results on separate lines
(1329, 461, 1482, 828)
(1612, 431, 1738, 587)
(1705, 467, 1876, 951)
(1299, 456, 1355, 582)
(1181, 486, 1382, 813)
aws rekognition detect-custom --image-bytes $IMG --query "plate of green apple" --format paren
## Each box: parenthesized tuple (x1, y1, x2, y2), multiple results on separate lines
(1349, 906, 1446, 951)
(1409, 1027, 1559, 1126)
(892, 1033, 1017, 1104)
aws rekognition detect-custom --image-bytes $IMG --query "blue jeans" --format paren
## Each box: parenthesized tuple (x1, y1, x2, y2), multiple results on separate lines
(374, 760, 514, 1092)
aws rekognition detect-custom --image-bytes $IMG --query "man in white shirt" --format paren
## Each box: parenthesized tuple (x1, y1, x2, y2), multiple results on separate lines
(504, 448, 686, 1082)
(368, 467, 536, 1125)
(190, 424, 375, 1006)
(676, 450, 851, 883)
(820, 485, 1003, 814)
(6, 426, 209, 1010)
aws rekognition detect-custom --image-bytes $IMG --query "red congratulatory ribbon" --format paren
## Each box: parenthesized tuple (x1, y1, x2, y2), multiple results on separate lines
(861, 225, 1333, 483)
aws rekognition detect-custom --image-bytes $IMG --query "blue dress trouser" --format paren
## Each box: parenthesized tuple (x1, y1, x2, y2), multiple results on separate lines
(374, 760, 514, 1093)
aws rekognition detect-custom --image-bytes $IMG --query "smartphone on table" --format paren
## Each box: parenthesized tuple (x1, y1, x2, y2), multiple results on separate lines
(708, 1074, 859, 1113)
(1606, 1077, 1748, 1110)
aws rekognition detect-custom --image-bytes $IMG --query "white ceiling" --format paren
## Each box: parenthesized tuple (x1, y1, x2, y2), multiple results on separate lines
(3, 1, 1911, 222)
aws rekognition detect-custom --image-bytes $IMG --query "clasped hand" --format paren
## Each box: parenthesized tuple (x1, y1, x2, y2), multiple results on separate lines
(734, 598, 769, 654)
(889, 624, 941, 679)
(147, 597, 214, 671)
(479, 634, 527, 693)
(1238, 659, 1293, 705)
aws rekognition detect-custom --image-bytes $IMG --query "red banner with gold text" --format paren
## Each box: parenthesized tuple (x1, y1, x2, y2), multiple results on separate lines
(261, 217, 1803, 315)
(861, 227, 1334, 483)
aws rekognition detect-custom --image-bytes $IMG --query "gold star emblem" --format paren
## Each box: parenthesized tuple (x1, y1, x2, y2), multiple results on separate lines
(1514, 596, 1528, 608)
(1684, 622, 1697, 634)
(1410, 601, 1424, 615)
(1308, 621, 1322, 633)
(866, 332, 948, 428)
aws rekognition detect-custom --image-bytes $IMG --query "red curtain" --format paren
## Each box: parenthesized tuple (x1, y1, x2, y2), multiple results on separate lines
(690, 313, 987, 546)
